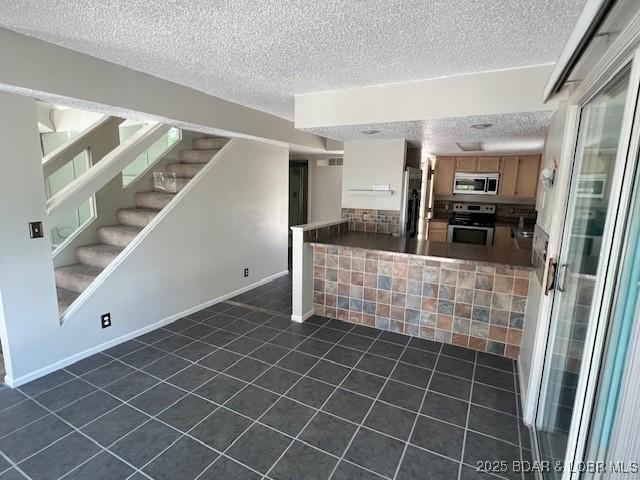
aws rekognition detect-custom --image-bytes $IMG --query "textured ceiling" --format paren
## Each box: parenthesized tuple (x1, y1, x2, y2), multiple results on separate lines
(303, 111, 555, 155)
(0, 0, 585, 120)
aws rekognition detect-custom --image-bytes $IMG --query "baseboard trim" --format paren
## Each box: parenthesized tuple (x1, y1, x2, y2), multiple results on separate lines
(5, 270, 289, 388)
(291, 309, 314, 323)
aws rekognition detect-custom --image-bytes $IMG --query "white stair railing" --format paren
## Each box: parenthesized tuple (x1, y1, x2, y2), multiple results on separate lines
(42, 116, 125, 177)
(46, 123, 171, 227)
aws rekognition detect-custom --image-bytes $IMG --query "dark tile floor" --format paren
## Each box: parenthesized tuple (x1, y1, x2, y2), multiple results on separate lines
(0, 277, 533, 480)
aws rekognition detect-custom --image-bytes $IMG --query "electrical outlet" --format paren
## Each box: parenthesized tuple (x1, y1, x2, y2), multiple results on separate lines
(101, 313, 111, 329)
(244, 268, 249, 277)
(29, 221, 44, 239)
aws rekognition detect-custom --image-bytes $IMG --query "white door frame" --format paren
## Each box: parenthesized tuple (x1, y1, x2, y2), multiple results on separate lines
(530, 9, 640, 479)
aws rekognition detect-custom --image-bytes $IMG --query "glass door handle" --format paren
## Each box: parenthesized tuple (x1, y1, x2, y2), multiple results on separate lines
(557, 263, 568, 292)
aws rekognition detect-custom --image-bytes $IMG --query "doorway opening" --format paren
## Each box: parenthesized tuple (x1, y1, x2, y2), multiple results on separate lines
(289, 161, 308, 227)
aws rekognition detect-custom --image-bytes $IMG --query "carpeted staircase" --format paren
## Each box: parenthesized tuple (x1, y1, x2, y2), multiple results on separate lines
(55, 136, 228, 314)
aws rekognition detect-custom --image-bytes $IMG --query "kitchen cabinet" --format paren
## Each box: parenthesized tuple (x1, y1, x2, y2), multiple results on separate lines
(428, 220, 449, 243)
(477, 156, 501, 172)
(515, 155, 540, 199)
(499, 157, 518, 196)
(433, 154, 541, 200)
(494, 226, 513, 248)
(434, 157, 455, 195)
(456, 157, 477, 172)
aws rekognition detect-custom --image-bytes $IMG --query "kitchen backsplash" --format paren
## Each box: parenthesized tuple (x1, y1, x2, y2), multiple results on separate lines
(433, 200, 537, 224)
(341, 208, 401, 235)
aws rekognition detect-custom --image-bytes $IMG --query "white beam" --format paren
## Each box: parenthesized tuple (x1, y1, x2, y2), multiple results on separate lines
(295, 65, 557, 129)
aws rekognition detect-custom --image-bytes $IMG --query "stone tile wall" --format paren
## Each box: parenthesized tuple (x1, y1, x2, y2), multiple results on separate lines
(312, 245, 531, 359)
(341, 208, 401, 235)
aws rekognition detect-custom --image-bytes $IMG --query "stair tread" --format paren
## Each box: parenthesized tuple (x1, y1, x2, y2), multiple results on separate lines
(98, 224, 143, 234)
(76, 243, 124, 268)
(55, 263, 103, 295)
(57, 287, 79, 314)
(76, 243, 123, 255)
(192, 137, 228, 150)
(165, 162, 205, 179)
(134, 191, 176, 210)
(179, 149, 217, 155)
(56, 263, 103, 278)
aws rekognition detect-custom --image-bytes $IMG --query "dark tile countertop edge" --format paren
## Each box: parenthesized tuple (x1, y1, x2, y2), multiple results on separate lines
(309, 232, 534, 269)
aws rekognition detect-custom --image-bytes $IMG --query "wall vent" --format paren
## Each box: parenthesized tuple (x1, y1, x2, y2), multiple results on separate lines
(317, 158, 343, 167)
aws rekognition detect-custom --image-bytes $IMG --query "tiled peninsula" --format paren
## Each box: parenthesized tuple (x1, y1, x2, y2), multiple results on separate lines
(292, 225, 532, 359)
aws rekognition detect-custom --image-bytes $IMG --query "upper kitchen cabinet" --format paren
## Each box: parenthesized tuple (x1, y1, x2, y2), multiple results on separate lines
(456, 157, 477, 171)
(515, 155, 540, 199)
(499, 156, 519, 196)
(434, 156, 455, 195)
(477, 156, 501, 172)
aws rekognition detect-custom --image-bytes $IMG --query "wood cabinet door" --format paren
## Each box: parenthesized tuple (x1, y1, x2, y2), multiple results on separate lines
(434, 157, 455, 195)
(499, 157, 518, 196)
(456, 157, 477, 172)
(429, 229, 448, 242)
(494, 226, 512, 248)
(477, 156, 500, 172)
(515, 155, 540, 198)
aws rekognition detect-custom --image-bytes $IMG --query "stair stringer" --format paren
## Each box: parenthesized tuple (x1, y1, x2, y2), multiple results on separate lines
(58, 138, 239, 323)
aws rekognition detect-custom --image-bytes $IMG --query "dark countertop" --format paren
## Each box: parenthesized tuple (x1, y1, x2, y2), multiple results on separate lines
(310, 232, 533, 268)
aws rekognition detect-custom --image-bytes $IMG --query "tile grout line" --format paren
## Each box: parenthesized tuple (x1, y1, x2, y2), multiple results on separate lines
(324, 337, 422, 480)
(391, 342, 444, 480)
(513, 361, 525, 480)
(457, 350, 478, 480)
(1, 289, 522, 480)
(188, 319, 363, 480)
(261, 326, 383, 479)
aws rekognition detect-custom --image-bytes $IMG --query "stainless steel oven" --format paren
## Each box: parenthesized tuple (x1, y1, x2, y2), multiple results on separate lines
(447, 203, 496, 246)
(453, 172, 499, 195)
(448, 225, 494, 246)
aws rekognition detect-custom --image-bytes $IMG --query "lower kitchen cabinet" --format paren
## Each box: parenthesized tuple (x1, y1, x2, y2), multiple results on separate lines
(493, 226, 513, 248)
(428, 220, 449, 242)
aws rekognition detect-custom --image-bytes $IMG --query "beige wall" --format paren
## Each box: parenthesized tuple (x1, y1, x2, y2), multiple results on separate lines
(342, 139, 406, 211)
(309, 160, 343, 222)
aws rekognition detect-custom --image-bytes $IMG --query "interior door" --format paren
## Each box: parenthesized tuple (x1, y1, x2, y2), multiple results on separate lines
(534, 67, 632, 479)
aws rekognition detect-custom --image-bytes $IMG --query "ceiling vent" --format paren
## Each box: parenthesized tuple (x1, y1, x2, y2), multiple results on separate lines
(456, 142, 484, 152)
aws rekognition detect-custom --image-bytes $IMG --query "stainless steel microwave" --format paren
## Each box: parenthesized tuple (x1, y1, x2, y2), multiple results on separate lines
(576, 173, 607, 199)
(453, 172, 499, 195)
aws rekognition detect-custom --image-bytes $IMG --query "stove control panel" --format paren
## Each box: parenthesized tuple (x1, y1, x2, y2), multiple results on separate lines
(452, 203, 496, 214)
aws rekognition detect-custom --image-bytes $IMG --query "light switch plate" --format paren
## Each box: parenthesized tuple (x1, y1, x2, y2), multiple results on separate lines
(29, 221, 44, 239)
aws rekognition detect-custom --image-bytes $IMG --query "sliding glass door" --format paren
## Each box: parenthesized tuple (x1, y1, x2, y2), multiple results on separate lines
(535, 67, 632, 478)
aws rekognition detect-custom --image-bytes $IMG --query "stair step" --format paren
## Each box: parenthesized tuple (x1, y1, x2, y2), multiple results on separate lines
(192, 137, 228, 150)
(97, 225, 142, 248)
(76, 244, 123, 269)
(57, 287, 79, 315)
(117, 208, 159, 228)
(153, 176, 189, 193)
(134, 191, 175, 210)
(166, 162, 205, 179)
(55, 264, 103, 294)
(179, 149, 218, 164)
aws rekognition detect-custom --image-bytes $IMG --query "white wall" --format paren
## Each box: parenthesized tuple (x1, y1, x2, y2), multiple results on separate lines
(0, 96, 289, 384)
(342, 139, 406, 211)
(295, 65, 557, 128)
(0, 93, 60, 383)
(309, 160, 343, 222)
(537, 102, 569, 233)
